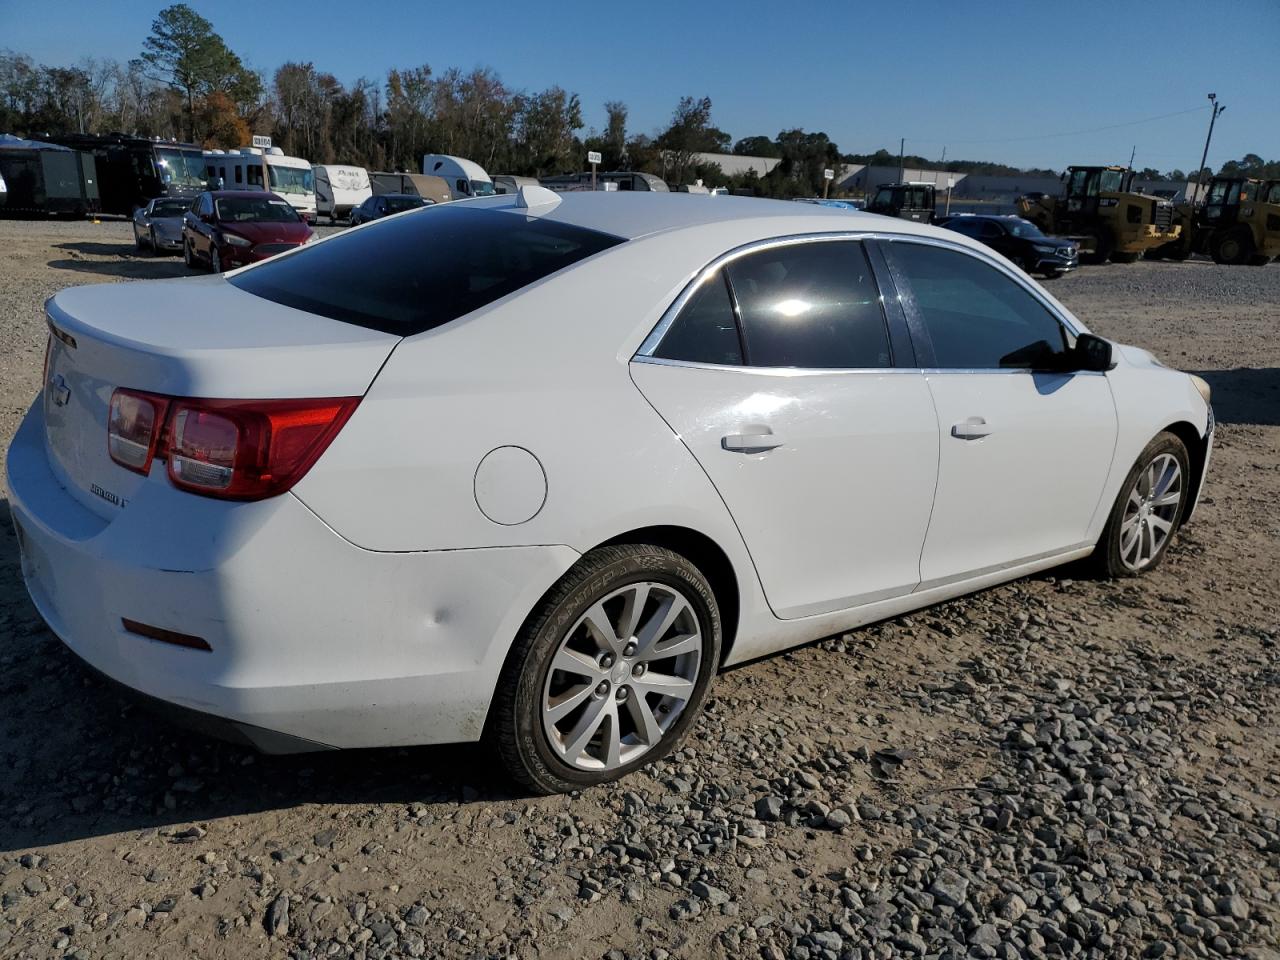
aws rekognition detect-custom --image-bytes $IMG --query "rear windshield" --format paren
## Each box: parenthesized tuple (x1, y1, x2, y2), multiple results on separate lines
(229, 205, 625, 335)
(384, 196, 426, 213)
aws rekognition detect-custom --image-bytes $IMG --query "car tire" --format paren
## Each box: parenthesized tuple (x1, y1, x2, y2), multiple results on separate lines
(1090, 432, 1191, 578)
(488, 544, 722, 795)
(210, 248, 223, 274)
(134, 229, 146, 252)
(1041, 269, 1063, 280)
(148, 228, 158, 255)
(183, 240, 196, 269)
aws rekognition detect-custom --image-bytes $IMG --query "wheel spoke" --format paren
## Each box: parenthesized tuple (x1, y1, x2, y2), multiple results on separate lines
(582, 602, 621, 654)
(1128, 488, 1143, 510)
(625, 692, 664, 745)
(616, 583, 650, 643)
(636, 593, 688, 654)
(1153, 490, 1181, 508)
(545, 683, 594, 723)
(1149, 514, 1173, 535)
(1120, 524, 1140, 561)
(633, 670, 695, 702)
(562, 696, 610, 763)
(552, 646, 601, 680)
(601, 713, 621, 768)
(643, 632, 701, 662)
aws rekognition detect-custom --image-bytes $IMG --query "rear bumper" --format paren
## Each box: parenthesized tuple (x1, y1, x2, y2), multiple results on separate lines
(7, 400, 579, 750)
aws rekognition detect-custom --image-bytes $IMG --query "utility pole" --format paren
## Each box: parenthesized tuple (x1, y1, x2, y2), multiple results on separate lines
(1192, 93, 1225, 204)
(1128, 145, 1136, 169)
(897, 138, 905, 183)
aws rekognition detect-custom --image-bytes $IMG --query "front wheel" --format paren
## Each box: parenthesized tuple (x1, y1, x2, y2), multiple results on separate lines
(183, 239, 196, 269)
(1091, 433, 1191, 578)
(210, 248, 223, 274)
(488, 544, 721, 794)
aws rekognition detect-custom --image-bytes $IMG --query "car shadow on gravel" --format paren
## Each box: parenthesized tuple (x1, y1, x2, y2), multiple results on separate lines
(1191, 368, 1280, 426)
(48, 242, 189, 280)
(0, 503, 519, 854)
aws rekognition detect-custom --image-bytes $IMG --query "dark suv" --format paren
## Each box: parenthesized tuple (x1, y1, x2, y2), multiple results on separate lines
(938, 214, 1078, 278)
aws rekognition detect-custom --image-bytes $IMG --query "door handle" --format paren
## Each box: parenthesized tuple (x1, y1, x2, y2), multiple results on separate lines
(722, 429, 784, 452)
(951, 417, 992, 440)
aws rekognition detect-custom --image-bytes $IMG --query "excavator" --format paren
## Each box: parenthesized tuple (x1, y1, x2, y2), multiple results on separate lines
(1146, 176, 1279, 265)
(1016, 166, 1180, 264)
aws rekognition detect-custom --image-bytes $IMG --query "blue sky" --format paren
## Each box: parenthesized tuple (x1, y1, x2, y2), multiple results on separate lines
(5, 0, 1278, 171)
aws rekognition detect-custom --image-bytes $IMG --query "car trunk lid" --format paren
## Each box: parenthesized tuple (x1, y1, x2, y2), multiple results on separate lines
(42, 274, 399, 521)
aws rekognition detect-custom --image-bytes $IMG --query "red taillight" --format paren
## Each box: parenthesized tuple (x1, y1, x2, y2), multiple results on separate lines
(108, 389, 171, 474)
(107, 390, 359, 501)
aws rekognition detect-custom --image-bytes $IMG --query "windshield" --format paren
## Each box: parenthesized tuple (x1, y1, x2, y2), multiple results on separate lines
(1098, 169, 1125, 193)
(384, 197, 426, 213)
(470, 179, 496, 197)
(270, 165, 315, 195)
(151, 199, 191, 217)
(872, 188, 893, 208)
(1005, 218, 1045, 239)
(155, 147, 206, 189)
(215, 196, 302, 222)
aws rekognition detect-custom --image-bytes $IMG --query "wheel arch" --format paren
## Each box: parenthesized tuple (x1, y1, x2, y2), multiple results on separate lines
(1161, 419, 1210, 520)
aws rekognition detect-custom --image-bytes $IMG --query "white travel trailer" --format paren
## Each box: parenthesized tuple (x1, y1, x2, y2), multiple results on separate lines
(421, 154, 495, 200)
(203, 147, 317, 221)
(313, 164, 372, 222)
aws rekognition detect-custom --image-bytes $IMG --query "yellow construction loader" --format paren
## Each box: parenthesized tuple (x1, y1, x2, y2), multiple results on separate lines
(1016, 166, 1181, 264)
(1147, 177, 1280, 265)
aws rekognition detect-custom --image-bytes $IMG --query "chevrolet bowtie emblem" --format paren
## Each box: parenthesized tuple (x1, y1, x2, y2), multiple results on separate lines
(50, 374, 71, 407)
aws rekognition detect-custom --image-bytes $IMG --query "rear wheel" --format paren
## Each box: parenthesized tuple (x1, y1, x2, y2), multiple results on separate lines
(148, 228, 158, 254)
(1091, 432, 1190, 578)
(1109, 250, 1141, 264)
(488, 544, 721, 794)
(210, 248, 223, 274)
(1211, 227, 1253, 265)
(183, 239, 196, 269)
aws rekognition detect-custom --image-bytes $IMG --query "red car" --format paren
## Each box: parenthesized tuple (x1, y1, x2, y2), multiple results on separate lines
(182, 190, 314, 273)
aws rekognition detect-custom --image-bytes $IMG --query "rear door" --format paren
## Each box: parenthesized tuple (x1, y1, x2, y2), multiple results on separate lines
(631, 237, 939, 620)
(880, 238, 1117, 586)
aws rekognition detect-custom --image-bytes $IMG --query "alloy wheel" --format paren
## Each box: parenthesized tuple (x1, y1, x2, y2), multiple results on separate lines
(541, 581, 703, 772)
(1119, 453, 1183, 571)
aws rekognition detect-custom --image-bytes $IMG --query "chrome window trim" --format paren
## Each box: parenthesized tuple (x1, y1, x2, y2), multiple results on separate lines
(632, 355, 924, 377)
(634, 230, 1085, 367)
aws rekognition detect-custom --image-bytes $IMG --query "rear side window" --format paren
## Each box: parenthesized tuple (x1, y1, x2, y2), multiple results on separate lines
(230, 206, 624, 335)
(653, 272, 743, 366)
(726, 241, 891, 369)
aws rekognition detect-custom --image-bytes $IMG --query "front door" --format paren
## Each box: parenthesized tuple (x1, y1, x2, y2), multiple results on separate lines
(631, 238, 939, 619)
(880, 239, 1117, 586)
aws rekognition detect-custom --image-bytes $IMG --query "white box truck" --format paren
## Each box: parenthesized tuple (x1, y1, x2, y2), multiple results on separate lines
(421, 155, 495, 200)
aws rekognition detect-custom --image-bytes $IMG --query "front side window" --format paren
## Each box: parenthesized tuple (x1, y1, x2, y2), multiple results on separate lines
(888, 242, 1068, 369)
(726, 241, 891, 369)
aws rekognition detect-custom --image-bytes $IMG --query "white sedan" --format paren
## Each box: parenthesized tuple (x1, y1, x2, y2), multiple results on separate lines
(8, 188, 1213, 792)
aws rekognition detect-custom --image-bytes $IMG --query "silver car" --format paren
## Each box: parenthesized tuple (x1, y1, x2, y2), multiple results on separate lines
(132, 197, 192, 254)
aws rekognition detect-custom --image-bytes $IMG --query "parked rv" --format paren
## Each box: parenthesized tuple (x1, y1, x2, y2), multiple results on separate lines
(369, 171, 452, 205)
(492, 175, 540, 195)
(313, 164, 372, 223)
(33, 132, 200, 215)
(540, 171, 669, 192)
(203, 147, 317, 222)
(0, 135, 99, 217)
(421, 155, 495, 199)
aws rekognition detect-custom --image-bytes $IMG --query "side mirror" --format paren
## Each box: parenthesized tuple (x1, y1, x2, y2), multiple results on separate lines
(1073, 333, 1114, 372)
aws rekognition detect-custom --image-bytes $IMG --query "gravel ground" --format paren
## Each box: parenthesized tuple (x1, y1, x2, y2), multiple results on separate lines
(0, 218, 1277, 960)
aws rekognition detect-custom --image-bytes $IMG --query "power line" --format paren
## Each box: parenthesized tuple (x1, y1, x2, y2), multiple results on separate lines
(905, 104, 1212, 147)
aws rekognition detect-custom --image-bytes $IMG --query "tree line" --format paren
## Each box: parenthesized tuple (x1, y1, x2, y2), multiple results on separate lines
(2, 4, 1277, 197)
